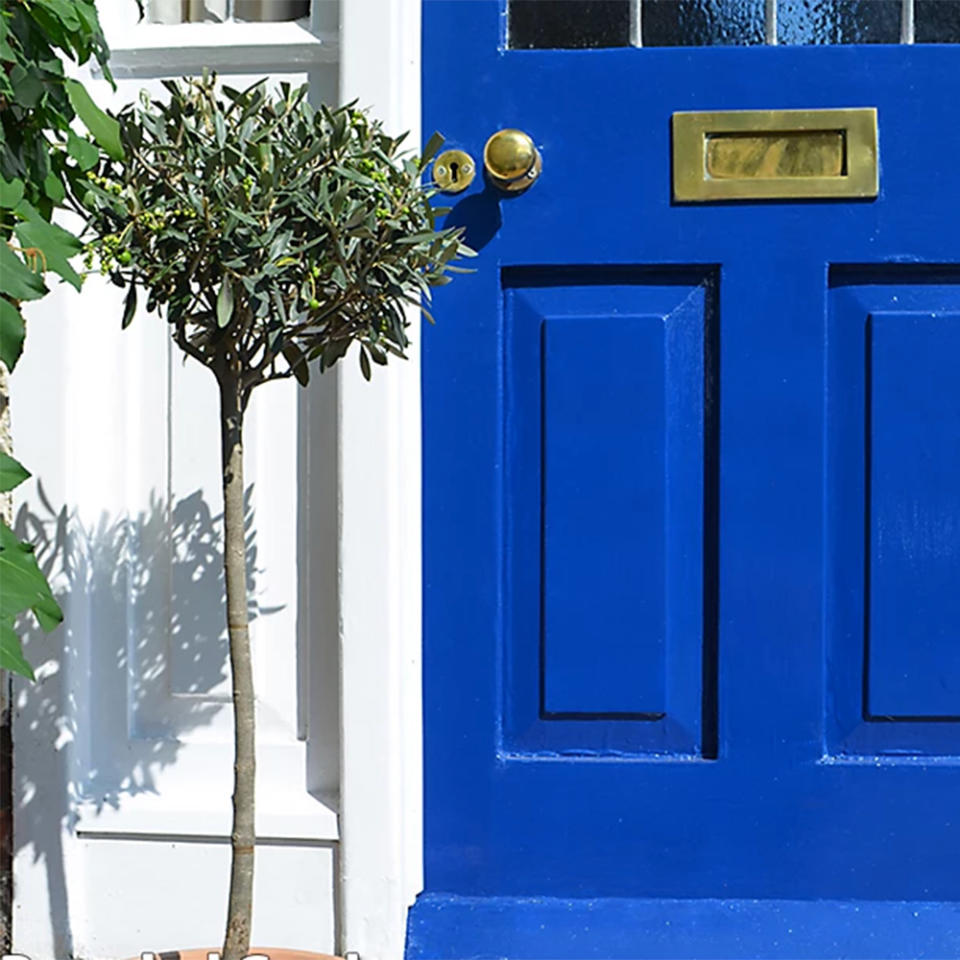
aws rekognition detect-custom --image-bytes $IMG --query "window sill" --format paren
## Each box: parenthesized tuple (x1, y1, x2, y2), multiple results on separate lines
(98, 20, 338, 78)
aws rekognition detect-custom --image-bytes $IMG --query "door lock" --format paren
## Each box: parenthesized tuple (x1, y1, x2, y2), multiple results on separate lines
(432, 149, 476, 193)
(483, 129, 541, 192)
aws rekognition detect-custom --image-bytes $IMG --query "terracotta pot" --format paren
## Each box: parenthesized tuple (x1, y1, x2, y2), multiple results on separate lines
(127, 951, 340, 960)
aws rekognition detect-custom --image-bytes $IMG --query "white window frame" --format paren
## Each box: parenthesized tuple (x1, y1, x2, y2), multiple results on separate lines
(98, 0, 338, 78)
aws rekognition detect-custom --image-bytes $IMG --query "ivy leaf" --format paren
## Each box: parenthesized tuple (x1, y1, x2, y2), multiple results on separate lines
(13, 203, 83, 291)
(0, 299, 26, 370)
(216, 277, 234, 328)
(10, 65, 44, 109)
(0, 178, 25, 209)
(0, 622, 35, 682)
(0, 14, 15, 62)
(67, 129, 100, 171)
(34, 0, 82, 32)
(0, 519, 63, 640)
(43, 172, 66, 203)
(65, 79, 123, 160)
(0, 244, 47, 302)
(359, 345, 371, 381)
(0, 452, 30, 493)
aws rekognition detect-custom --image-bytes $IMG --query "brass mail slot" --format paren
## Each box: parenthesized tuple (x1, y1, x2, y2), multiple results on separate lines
(673, 108, 878, 201)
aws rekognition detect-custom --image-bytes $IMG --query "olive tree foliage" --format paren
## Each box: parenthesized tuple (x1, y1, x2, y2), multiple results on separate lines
(80, 73, 470, 959)
(0, 0, 125, 679)
(81, 73, 471, 401)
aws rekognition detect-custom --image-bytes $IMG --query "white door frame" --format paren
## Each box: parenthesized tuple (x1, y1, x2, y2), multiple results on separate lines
(338, 0, 424, 956)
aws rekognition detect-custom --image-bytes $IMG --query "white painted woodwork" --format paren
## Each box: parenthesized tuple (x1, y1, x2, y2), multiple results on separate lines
(338, 0, 424, 957)
(14, 835, 335, 959)
(11, 0, 424, 953)
(11, 52, 342, 960)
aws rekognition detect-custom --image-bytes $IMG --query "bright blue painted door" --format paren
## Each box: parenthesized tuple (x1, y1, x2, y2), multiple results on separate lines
(417, 3, 960, 956)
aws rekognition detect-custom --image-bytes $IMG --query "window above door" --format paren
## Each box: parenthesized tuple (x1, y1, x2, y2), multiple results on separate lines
(146, 0, 309, 24)
(508, 0, 960, 49)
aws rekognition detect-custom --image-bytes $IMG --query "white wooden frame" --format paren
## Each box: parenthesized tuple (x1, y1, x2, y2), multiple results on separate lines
(101, 0, 427, 954)
(11, 1, 423, 953)
(338, 0, 424, 955)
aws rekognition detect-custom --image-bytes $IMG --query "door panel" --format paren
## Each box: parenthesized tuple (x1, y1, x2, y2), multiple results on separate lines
(827, 274, 960, 758)
(419, 2, 960, 955)
(868, 312, 960, 719)
(542, 306, 668, 717)
(505, 272, 713, 754)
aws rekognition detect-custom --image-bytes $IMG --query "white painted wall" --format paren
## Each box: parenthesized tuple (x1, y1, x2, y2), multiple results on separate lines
(10, 0, 423, 955)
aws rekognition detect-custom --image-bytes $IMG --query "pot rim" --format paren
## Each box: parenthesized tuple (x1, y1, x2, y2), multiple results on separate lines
(124, 949, 341, 960)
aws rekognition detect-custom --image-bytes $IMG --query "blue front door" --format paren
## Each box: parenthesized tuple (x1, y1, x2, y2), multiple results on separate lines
(416, 3, 960, 956)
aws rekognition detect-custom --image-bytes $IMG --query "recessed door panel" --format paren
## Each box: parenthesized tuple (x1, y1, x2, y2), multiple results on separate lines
(868, 312, 960, 720)
(503, 270, 715, 756)
(827, 273, 960, 756)
(542, 310, 667, 717)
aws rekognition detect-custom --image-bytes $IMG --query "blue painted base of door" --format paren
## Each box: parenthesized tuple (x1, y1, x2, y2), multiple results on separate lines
(406, 895, 960, 959)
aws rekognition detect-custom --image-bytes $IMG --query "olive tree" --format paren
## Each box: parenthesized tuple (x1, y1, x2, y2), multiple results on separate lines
(79, 73, 469, 958)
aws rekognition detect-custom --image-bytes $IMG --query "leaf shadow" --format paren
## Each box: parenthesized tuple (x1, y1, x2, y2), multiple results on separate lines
(12, 482, 277, 955)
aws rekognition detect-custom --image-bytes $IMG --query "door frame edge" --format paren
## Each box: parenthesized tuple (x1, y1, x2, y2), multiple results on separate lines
(338, 0, 424, 957)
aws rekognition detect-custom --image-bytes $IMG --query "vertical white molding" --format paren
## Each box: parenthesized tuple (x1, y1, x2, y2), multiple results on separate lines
(765, 0, 777, 44)
(339, 0, 423, 956)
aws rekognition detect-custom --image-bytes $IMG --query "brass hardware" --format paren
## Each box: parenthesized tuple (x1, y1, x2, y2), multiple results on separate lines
(672, 108, 878, 201)
(433, 149, 476, 193)
(706, 131, 846, 180)
(483, 129, 542, 191)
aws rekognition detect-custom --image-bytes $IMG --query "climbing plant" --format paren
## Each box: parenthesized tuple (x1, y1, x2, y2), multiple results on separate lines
(0, 0, 123, 678)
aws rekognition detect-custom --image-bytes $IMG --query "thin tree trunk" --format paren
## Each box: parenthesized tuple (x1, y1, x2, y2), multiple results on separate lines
(219, 371, 255, 960)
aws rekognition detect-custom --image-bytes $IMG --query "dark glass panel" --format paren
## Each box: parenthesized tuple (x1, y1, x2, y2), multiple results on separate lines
(508, 0, 632, 49)
(916, 0, 960, 42)
(642, 0, 765, 47)
(777, 0, 901, 44)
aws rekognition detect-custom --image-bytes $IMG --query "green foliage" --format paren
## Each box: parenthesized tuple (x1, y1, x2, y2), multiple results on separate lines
(0, 0, 118, 350)
(0, 452, 62, 680)
(0, 450, 30, 492)
(65, 77, 123, 160)
(80, 73, 473, 397)
(0, 0, 118, 678)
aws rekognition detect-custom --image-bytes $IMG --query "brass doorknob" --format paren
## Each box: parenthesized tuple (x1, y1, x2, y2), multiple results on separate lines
(483, 129, 541, 192)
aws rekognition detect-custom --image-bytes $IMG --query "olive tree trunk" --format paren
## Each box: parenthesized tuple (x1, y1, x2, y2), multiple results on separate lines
(219, 371, 256, 960)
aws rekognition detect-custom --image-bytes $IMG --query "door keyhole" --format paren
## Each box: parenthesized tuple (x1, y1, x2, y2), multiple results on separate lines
(432, 149, 476, 193)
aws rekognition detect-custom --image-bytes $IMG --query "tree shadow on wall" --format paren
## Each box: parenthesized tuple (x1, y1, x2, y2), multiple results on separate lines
(12, 484, 277, 956)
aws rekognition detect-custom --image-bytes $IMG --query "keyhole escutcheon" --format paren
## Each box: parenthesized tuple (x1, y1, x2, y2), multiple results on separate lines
(433, 149, 476, 194)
